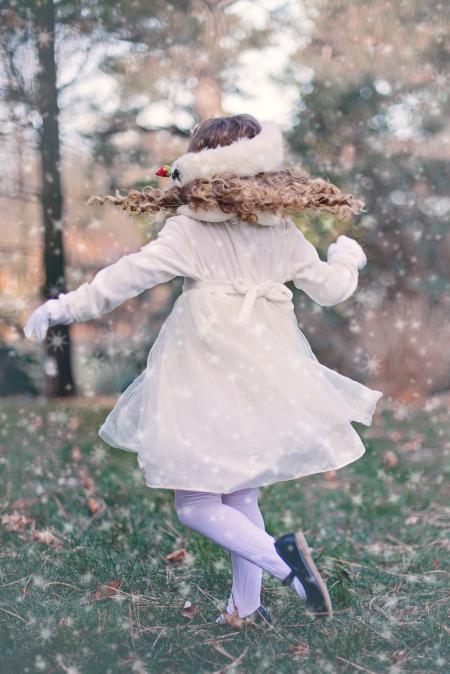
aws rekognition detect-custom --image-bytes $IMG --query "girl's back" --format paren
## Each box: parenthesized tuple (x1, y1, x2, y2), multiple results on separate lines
(23, 113, 384, 623)
(24, 113, 382, 495)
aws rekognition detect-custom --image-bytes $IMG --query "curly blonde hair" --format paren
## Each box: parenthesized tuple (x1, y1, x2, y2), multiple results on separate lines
(90, 114, 364, 224)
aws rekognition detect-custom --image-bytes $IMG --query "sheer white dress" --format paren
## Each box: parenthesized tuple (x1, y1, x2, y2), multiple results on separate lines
(63, 209, 383, 493)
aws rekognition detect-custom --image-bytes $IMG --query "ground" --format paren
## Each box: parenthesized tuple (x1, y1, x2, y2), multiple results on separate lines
(0, 396, 448, 674)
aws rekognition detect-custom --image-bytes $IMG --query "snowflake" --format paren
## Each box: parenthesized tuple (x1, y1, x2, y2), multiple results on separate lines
(394, 318, 407, 331)
(37, 30, 52, 47)
(351, 493, 363, 506)
(35, 655, 47, 671)
(40, 626, 53, 642)
(364, 355, 382, 374)
(393, 404, 413, 421)
(388, 492, 400, 504)
(51, 219, 63, 232)
(87, 218, 101, 230)
(32, 574, 46, 588)
(250, 321, 267, 338)
(47, 331, 68, 352)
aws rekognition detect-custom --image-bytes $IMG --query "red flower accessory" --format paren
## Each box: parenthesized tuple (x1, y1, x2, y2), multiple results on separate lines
(155, 164, 172, 177)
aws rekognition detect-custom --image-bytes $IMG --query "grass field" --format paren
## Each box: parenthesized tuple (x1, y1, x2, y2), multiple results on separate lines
(0, 396, 449, 674)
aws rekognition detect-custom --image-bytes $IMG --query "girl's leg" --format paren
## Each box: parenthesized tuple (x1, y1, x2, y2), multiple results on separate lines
(221, 487, 265, 617)
(174, 488, 306, 618)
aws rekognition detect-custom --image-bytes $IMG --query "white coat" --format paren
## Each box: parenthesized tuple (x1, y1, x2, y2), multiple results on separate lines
(63, 207, 383, 493)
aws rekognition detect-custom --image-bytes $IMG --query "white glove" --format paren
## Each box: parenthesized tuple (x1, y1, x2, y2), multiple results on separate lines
(327, 234, 367, 270)
(23, 295, 74, 342)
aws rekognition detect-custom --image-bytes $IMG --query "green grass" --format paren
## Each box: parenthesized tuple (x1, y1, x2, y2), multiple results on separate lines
(0, 397, 449, 673)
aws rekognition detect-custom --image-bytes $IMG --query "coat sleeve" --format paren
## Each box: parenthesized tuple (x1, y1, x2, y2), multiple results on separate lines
(286, 221, 360, 307)
(63, 216, 194, 322)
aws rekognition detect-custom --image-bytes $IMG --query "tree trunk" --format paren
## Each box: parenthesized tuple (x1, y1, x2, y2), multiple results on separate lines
(195, 71, 223, 120)
(35, 0, 75, 397)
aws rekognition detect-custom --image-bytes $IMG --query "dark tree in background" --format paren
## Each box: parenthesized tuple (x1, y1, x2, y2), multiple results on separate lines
(0, 0, 194, 396)
(35, 0, 74, 396)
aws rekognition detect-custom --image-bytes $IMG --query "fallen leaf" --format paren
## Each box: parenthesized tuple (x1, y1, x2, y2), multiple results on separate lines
(220, 607, 265, 630)
(393, 650, 406, 663)
(87, 498, 102, 514)
(71, 446, 81, 462)
(382, 450, 398, 468)
(181, 600, 198, 619)
(32, 529, 64, 548)
(399, 439, 422, 453)
(323, 470, 337, 481)
(82, 475, 96, 494)
(1, 513, 36, 532)
(388, 430, 405, 442)
(223, 607, 248, 630)
(32, 416, 43, 430)
(9, 498, 39, 510)
(289, 641, 310, 658)
(68, 416, 80, 431)
(92, 579, 122, 601)
(164, 548, 188, 563)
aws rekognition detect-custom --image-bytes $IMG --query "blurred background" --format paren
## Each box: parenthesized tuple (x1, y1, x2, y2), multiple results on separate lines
(1, 0, 449, 406)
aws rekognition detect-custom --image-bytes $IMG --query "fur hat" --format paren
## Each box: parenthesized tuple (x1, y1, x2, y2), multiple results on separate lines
(167, 121, 285, 187)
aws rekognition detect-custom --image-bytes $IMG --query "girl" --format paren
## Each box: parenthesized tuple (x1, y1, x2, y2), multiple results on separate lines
(24, 114, 383, 627)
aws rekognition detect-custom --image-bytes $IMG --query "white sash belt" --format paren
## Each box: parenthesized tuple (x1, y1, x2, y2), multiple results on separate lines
(183, 277, 293, 325)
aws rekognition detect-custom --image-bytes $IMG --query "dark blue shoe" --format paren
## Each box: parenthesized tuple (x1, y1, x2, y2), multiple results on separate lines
(274, 531, 333, 618)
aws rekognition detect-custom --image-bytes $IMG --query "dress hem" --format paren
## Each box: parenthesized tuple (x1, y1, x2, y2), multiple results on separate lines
(98, 426, 367, 494)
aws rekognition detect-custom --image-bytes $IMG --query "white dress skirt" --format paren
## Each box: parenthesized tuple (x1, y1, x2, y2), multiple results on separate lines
(64, 210, 384, 494)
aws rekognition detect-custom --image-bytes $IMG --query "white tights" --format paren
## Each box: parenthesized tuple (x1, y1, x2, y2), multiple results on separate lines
(174, 487, 306, 618)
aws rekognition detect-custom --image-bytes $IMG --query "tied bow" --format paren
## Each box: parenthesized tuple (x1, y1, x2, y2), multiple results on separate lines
(231, 277, 293, 325)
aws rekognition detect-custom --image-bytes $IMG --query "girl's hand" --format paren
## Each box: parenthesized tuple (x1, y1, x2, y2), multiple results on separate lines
(327, 234, 367, 270)
(24, 297, 73, 342)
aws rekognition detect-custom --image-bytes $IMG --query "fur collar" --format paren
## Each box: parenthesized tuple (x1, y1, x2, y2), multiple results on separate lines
(170, 121, 284, 187)
(176, 204, 282, 227)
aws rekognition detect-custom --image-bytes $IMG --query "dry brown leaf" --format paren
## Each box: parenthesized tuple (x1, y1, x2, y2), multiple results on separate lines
(223, 607, 248, 629)
(323, 470, 338, 481)
(68, 417, 80, 431)
(393, 650, 407, 663)
(181, 600, 198, 619)
(9, 498, 38, 510)
(71, 446, 81, 462)
(82, 475, 96, 494)
(399, 439, 422, 453)
(164, 548, 188, 563)
(87, 498, 102, 514)
(289, 641, 310, 658)
(388, 430, 406, 442)
(32, 416, 43, 430)
(92, 579, 122, 601)
(1, 512, 35, 532)
(382, 450, 398, 468)
(220, 607, 263, 630)
(32, 529, 64, 548)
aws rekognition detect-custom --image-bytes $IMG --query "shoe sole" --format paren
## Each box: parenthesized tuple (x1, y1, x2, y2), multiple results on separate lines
(295, 530, 333, 619)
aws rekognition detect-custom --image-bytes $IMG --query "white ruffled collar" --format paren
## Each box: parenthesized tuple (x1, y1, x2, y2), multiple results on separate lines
(175, 204, 281, 227)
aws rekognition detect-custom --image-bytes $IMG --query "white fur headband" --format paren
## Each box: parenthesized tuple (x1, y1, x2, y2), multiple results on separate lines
(159, 121, 285, 187)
